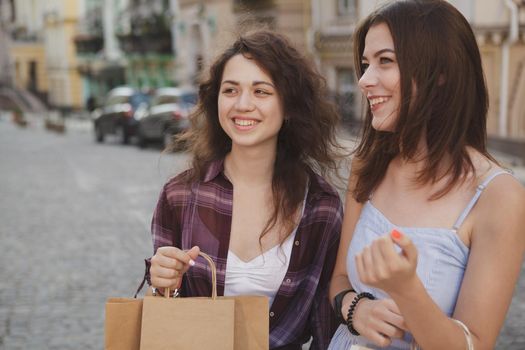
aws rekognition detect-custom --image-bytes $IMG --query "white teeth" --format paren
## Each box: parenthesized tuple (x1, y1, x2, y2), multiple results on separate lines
(369, 97, 389, 106)
(234, 119, 257, 126)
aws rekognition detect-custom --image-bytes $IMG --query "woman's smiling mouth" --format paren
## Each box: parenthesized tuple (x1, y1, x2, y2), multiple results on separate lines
(233, 117, 260, 129)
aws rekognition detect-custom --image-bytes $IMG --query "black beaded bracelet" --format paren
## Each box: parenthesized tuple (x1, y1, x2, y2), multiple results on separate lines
(333, 289, 355, 323)
(346, 292, 375, 336)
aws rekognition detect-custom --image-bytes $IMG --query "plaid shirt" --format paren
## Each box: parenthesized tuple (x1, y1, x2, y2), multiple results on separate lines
(146, 159, 342, 349)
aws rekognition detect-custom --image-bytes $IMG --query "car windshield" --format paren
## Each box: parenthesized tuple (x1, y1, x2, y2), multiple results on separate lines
(181, 92, 197, 104)
(154, 95, 180, 105)
(106, 95, 130, 105)
(153, 92, 197, 106)
(130, 93, 151, 109)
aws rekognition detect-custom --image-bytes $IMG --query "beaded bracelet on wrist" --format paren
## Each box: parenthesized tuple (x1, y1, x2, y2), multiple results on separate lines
(333, 289, 355, 323)
(346, 292, 375, 336)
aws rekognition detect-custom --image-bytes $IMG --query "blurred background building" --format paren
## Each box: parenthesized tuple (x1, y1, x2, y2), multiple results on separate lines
(458, 0, 525, 159)
(0, 0, 524, 159)
(0, 0, 47, 113)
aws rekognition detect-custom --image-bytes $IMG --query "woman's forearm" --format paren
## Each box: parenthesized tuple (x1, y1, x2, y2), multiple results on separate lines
(390, 277, 473, 350)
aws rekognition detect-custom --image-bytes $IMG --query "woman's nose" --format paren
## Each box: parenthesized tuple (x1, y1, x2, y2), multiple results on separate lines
(358, 66, 378, 90)
(235, 91, 255, 111)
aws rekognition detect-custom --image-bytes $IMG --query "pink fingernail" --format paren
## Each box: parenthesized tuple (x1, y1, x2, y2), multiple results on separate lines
(391, 229, 402, 239)
(189, 259, 195, 266)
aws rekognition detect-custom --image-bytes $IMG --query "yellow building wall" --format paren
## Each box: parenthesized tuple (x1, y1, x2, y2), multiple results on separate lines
(64, 19, 83, 108)
(472, 0, 524, 139)
(508, 46, 525, 138)
(275, 0, 308, 51)
(480, 45, 500, 137)
(63, 0, 78, 19)
(480, 42, 525, 139)
(11, 43, 49, 92)
(44, 0, 83, 109)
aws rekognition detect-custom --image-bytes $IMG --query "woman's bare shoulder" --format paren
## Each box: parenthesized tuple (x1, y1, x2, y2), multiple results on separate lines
(467, 149, 524, 223)
(474, 165, 525, 239)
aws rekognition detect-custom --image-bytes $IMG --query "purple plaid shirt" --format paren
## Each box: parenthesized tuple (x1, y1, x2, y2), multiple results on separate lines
(146, 159, 342, 349)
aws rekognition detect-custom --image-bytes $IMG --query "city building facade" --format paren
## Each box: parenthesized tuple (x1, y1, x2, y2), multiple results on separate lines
(75, 0, 127, 107)
(312, 0, 525, 157)
(43, 0, 84, 110)
(0, 0, 14, 87)
(173, 0, 310, 87)
(3, 0, 49, 103)
(459, 0, 525, 157)
(1, 0, 523, 157)
(116, 0, 175, 90)
(311, 0, 360, 124)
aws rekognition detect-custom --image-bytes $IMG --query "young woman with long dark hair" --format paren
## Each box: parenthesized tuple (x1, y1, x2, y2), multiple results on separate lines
(329, 1, 525, 349)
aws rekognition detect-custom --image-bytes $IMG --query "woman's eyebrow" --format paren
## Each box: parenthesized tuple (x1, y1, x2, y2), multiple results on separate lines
(221, 80, 275, 88)
(221, 80, 239, 86)
(253, 81, 275, 88)
(362, 48, 396, 60)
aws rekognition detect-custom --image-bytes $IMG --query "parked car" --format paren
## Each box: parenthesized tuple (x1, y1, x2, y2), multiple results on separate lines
(93, 87, 150, 144)
(136, 87, 197, 148)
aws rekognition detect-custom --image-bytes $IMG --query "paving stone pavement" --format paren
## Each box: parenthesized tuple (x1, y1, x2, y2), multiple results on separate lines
(0, 116, 523, 349)
(0, 116, 189, 349)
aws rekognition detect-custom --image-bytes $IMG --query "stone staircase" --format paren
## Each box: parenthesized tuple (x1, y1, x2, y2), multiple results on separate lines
(0, 85, 47, 113)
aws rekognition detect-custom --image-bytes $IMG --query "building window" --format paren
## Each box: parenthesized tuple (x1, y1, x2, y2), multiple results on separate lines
(336, 67, 356, 122)
(336, 67, 354, 95)
(8, 0, 15, 21)
(337, 0, 355, 17)
(28, 60, 37, 91)
(234, 0, 274, 9)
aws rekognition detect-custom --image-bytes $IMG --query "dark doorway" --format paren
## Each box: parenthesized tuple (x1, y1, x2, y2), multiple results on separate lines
(27, 60, 37, 92)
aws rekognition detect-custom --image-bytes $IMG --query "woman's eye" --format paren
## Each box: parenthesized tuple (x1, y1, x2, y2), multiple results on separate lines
(222, 88, 236, 94)
(255, 89, 271, 95)
(361, 62, 369, 71)
(380, 57, 394, 64)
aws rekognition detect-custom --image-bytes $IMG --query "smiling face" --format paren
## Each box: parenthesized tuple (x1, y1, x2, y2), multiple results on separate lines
(358, 22, 401, 132)
(218, 54, 284, 151)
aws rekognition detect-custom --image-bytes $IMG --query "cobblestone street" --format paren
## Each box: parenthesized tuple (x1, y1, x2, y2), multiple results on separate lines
(0, 116, 523, 349)
(0, 116, 189, 349)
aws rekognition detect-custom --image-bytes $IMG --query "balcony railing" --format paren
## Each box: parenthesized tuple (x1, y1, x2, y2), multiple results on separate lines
(233, 0, 275, 11)
(117, 32, 172, 54)
(74, 34, 104, 54)
(116, 11, 173, 54)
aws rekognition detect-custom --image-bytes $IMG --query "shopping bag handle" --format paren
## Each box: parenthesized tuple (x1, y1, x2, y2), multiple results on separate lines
(165, 252, 217, 300)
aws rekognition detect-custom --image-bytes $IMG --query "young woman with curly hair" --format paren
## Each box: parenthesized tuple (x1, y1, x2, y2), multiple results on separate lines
(146, 30, 346, 349)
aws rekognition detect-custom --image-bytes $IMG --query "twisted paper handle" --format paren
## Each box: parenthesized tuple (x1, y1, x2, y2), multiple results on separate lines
(165, 251, 217, 300)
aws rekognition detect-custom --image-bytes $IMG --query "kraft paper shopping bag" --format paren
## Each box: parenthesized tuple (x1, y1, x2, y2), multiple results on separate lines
(105, 297, 142, 350)
(105, 252, 269, 349)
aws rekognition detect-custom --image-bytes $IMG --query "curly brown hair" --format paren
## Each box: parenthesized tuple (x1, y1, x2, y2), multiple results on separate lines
(177, 29, 345, 240)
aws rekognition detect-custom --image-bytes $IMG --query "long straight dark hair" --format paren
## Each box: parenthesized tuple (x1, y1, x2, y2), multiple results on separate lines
(353, 0, 495, 202)
(179, 29, 344, 240)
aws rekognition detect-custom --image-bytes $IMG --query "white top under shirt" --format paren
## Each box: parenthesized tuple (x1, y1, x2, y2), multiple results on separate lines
(224, 190, 308, 306)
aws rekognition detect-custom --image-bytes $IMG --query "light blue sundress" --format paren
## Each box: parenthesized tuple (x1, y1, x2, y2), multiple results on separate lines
(328, 170, 510, 350)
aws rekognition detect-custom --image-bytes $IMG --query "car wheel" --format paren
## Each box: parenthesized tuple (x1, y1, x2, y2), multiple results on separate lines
(116, 126, 129, 145)
(137, 130, 147, 149)
(95, 125, 104, 143)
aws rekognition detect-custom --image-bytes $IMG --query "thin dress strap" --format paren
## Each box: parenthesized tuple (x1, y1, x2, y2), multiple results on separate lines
(452, 170, 510, 230)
